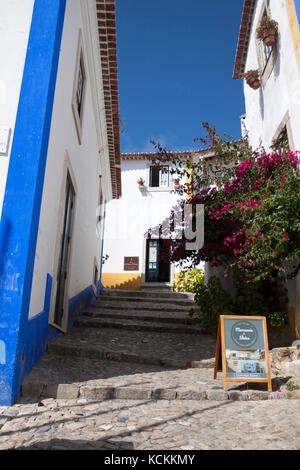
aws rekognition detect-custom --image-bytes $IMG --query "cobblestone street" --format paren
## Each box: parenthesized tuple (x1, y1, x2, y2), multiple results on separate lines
(1, 288, 298, 451)
(0, 397, 299, 450)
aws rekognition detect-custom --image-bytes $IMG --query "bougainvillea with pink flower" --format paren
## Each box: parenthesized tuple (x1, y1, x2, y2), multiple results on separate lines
(147, 123, 300, 327)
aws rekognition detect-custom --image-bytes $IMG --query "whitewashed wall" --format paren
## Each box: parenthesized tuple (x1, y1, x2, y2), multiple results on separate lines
(242, 0, 300, 337)
(28, 0, 111, 318)
(0, 0, 34, 218)
(244, 0, 300, 150)
(103, 159, 182, 277)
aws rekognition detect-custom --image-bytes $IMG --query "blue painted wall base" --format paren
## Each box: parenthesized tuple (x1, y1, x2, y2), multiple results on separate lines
(0, 0, 67, 406)
(18, 278, 97, 397)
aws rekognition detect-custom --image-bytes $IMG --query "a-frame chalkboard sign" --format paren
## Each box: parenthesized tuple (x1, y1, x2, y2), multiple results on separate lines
(214, 315, 272, 392)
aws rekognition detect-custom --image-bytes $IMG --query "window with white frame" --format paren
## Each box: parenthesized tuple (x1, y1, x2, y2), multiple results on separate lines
(72, 31, 87, 144)
(92, 258, 99, 295)
(255, 3, 277, 87)
(260, 11, 273, 74)
(149, 166, 169, 188)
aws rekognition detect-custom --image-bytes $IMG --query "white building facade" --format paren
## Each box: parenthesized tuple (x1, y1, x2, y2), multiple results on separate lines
(0, 0, 121, 405)
(102, 152, 199, 291)
(233, 0, 300, 338)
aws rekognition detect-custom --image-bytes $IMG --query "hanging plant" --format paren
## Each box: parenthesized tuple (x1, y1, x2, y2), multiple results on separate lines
(243, 70, 261, 90)
(256, 16, 278, 47)
(137, 177, 145, 187)
(173, 178, 180, 189)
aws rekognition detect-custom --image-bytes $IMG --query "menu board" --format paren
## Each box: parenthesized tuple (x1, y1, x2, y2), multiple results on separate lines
(214, 316, 272, 392)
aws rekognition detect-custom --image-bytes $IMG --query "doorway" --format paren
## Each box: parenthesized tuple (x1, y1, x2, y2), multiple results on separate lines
(145, 239, 170, 283)
(53, 174, 75, 329)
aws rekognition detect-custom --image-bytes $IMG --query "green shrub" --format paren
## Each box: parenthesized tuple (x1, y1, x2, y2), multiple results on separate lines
(174, 267, 205, 293)
(192, 276, 233, 334)
(191, 275, 288, 334)
(233, 280, 288, 327)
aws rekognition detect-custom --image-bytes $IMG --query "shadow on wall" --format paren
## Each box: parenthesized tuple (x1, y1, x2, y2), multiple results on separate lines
(102, 274, 141, 291)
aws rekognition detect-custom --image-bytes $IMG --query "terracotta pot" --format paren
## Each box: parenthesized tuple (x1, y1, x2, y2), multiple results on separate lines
(246, 77, 260, 89)
(249, 79, 261, 89)
(262, 27, 276, 46)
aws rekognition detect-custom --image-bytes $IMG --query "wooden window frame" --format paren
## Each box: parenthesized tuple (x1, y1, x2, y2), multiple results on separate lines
(148, 165, 170, 191)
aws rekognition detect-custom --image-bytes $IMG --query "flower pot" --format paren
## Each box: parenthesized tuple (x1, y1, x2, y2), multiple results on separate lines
(249, 79, 261, 89)
(246, 77, 260, 89)
(262, 27, 276, 46)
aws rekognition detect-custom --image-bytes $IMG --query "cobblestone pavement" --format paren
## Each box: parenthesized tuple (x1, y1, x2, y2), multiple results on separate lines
(22, 354, 300, 401)
(0, 398, 299, 450)
(6, 289, 300, 450)
(47, 327, 217, 367)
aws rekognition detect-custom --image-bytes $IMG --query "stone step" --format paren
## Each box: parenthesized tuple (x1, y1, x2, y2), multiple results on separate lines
(48, 341, 188, 368)
(141, 283, 173, 292)
(92, 301, 194, 313)
(46, 326, 217, 369)
(97, 294, 195, 306)
(21, 355, 290, 402)
(101, 288, 194, 300)
(83, 308, 197, 325)
(73, 316, 205, 335)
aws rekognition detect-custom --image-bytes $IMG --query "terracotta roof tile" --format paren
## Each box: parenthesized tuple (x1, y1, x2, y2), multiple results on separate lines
(233, 0, 257, 79)
(96, 0, 121, 198)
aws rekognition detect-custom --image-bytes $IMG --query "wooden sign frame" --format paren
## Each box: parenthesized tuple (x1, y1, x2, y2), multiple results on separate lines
(124, 257, 139, 271)
(214, 315, 272, 392)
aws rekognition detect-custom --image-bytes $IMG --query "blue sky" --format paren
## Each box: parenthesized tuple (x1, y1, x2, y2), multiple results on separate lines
(116, 0, 245, 154)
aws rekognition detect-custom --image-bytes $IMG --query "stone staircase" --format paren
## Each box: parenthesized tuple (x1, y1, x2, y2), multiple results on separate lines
(20, 287, 296, 402)
(21, 287, 294, 402)
(21, 287, 223, 401)
(45, 287, 213, 367)
(72, 288, 204, 335)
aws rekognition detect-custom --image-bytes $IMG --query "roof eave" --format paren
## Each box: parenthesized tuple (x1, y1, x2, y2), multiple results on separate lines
(233, 0, 257, 79)
(96, 0, 121, 199)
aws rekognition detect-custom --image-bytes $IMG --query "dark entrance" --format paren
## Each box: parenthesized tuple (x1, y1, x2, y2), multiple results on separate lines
(54, 174, 75, 328)
(145, 239, 170, 282)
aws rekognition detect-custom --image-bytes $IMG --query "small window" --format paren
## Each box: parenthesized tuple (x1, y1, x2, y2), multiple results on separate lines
(275, 126, 289, 150)
(76, 56, 85, 118)
(96, 186, 104, 239)
(261, 41, 273, 74)
(149, 166, 169, 188)
(92, 258, 99, 295)
(72, 31, 87, 144)
(272, 114, 294, 152)
(255, 5, 277, 87)
(94, 265, 99, 288)
(260, 12, 273, 74)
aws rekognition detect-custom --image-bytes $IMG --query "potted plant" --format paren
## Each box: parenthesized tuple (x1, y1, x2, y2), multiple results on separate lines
(256, 16, 278, 47)
(137, 177, 145, 188)
(173, 177, 180, 189)
(243, 70, 261, 90)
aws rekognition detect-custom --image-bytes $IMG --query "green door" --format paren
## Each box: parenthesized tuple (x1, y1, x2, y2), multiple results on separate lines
(146, 239, 159, 282)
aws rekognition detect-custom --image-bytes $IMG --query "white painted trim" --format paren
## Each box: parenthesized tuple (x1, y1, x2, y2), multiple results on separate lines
(48, 151, 78, 333)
